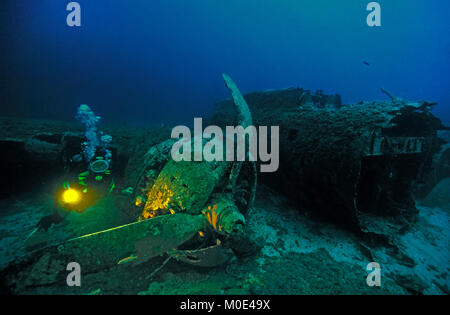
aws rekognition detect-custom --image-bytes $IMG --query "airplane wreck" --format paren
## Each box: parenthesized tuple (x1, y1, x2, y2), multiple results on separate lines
(209, 87, 448, 239)
(0, 80, 448, 293)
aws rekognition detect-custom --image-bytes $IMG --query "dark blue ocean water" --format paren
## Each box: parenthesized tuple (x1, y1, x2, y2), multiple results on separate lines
(1, 0, 449, 126)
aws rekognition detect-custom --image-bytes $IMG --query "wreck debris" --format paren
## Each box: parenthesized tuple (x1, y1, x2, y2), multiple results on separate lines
(169, 240, 234, 267)
(127, 74, 257, 265)
(222, 74, 253, 129)
(380, 87, 397, 101)
(367, 129, 425, 156)
(209, 88, 447, 238)
(222, 74, 256, 191)
(297, 89, 342, 109)
(134, 74, 256, 235)
(0, 213, 207, 292)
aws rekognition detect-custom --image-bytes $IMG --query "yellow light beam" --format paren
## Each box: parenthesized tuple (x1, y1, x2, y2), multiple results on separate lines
(63, 188, 81, 204)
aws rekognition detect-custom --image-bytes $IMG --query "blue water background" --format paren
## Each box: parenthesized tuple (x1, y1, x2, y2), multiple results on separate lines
(1, 0, 448, 126)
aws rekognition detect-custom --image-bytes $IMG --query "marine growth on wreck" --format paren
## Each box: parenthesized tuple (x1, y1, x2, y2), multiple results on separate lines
(0, 1, 449, 299)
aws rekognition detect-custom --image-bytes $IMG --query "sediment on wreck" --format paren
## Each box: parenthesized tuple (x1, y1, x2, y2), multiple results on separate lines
(208, 88, 448, 237)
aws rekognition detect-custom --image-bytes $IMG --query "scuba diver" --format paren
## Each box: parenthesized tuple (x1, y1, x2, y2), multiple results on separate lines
(25, 105, 115, 249)
(42, 154, 115, 228)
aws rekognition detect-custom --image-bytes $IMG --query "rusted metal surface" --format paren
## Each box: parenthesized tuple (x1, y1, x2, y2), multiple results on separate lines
(210, 90, 447, 237)
(367, 129, 425, 156)
(0, 213, 207, 291)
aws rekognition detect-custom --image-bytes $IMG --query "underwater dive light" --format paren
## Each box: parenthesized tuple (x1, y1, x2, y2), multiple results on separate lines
(62, 188, 81, 204)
